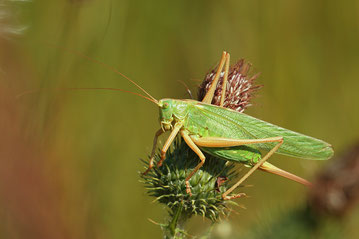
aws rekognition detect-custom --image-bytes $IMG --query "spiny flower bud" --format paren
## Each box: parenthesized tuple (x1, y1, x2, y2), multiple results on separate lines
(141, 138, 237, 222)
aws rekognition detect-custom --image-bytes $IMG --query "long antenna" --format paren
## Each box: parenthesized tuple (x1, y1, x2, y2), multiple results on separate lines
(67, 88, 158, 104)
(45, 42, 158, 104)
(17, 87, 158, 104)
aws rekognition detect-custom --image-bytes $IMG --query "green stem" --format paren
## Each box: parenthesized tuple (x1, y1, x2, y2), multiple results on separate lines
(169, 203, 183, 236)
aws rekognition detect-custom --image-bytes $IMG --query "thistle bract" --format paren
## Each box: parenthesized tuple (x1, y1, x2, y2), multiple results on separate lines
(141, 138, 238, 221)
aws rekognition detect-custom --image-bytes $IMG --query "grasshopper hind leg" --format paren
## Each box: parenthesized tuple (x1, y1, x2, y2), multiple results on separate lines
(202, 51, 230, 104)
(259, 162, 312, 187)
(189, 135, 284, 200)
(219, 53, 230, 106)
(222, 138, 284, 200)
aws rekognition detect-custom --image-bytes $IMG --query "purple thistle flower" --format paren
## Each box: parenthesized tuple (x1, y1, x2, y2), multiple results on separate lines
(198, 59, 261, 112)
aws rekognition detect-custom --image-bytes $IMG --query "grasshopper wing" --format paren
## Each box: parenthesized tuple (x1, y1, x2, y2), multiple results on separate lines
(192, 103, 333, 160)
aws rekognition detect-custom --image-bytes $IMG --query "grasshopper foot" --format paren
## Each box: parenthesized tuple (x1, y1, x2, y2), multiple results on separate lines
(157, 153, 166, 167)
(142, 158, 155, 175)
(142, 166, 153, 175)
(222, 193, 246, 201)
(185, 181, 193, 196)
(157, 160, 164, 167)
(142, 169, 150, 175)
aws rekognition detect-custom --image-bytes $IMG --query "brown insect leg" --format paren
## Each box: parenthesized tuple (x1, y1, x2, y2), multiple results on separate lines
(219, 53, 230, 107)
(259, 162, 312, 186)
(191, 136, 283, 148)
(156, 122, 183, 167)
(142, 128, 164, 175)
(190, 136, 283, 200)
(223, 138, 283, 200)
(180, 130, 206, 196)
(202, 51, 228, 104)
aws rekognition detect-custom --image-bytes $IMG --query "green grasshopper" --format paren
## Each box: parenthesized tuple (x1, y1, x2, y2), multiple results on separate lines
(141, 51, 334, 200)
(40, 48, 333, 201)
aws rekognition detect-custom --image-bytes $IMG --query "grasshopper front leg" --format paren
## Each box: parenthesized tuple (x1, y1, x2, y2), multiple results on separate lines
(180, 130, 206, 196)
(156, 122, 183, 167)
(147, 124, 204, 196)
(142, 128, 164, 175)
(143, 123, 183, 175)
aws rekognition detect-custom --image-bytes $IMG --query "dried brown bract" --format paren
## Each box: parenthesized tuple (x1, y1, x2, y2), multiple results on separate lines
(198, 59, 261, 112)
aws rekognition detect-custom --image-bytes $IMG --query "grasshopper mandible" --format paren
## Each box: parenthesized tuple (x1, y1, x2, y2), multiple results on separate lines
(142, 51, 334, 200)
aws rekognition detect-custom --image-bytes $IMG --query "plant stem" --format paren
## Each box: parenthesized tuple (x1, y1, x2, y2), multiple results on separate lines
(169, 203, 183, 237)
(164, 201, 193, 238)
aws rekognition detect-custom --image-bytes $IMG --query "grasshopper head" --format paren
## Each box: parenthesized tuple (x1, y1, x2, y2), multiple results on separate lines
(158, 99, 175, 131)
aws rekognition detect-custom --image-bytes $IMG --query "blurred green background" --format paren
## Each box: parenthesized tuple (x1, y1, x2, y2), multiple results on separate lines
(1, 0, 359, 238)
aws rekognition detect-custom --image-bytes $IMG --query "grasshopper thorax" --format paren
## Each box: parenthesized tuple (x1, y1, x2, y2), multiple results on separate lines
(158, 99, 189, 131)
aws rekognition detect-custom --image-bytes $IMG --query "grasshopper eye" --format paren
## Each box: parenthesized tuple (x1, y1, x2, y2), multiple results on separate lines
(163, 102, 169, 109)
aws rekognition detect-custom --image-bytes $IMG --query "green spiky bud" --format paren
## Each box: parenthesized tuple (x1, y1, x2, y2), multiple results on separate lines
(141, 138, 238, 222)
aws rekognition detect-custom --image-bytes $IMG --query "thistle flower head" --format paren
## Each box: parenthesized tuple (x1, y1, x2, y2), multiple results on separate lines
(141, 138, 237, 222)
(198, 59, 261, 112)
